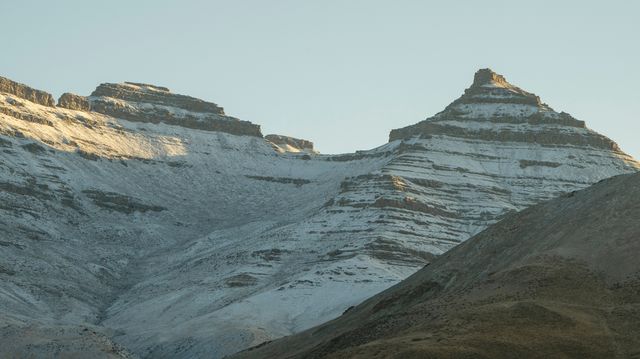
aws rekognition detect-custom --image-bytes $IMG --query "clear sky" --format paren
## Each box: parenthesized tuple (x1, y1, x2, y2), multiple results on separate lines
(1, 0, 638, 158)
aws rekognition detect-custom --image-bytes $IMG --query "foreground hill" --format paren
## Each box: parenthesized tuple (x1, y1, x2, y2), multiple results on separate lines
(235, 171, 640, 359)
(0, 69, 638, 357)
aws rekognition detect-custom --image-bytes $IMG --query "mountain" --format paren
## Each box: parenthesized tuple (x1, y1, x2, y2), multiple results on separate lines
(234, 171, 640, 359)
(0, 69, 637, 358)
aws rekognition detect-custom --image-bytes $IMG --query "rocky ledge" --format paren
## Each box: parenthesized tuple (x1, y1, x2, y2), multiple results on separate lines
(266, 134, 315, 153)
(57, 93, 90, 111)
(89, 82, 262, 137)
(91, 82, 223, 114)
(0, 76, 55, 107)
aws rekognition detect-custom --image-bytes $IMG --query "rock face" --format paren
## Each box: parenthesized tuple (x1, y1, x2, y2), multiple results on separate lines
(0, 76, 55, 107)
(90, 82, 262, 136)
(91, 82, 222, 114)
(236, 171, 640, 359)
(57, 92, 90, 111)
(266, 134, 315, 153)
(0, 70, 638, 358)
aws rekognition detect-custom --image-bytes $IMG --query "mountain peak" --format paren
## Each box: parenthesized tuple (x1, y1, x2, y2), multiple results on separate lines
(471, 68, 510, 88)
(448, 68, 544, 109)
(388, 68, 623, 151)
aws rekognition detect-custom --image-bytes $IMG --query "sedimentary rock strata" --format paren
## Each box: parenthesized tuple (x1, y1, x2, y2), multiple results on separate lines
(89, 82, 262, 136)
(0, 76, 55, 107)
(0, 69, 637, 358)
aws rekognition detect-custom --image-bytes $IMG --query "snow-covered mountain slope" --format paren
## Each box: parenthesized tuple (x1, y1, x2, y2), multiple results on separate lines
(0, 69, 638, 358)
(233, 171, 640, 359)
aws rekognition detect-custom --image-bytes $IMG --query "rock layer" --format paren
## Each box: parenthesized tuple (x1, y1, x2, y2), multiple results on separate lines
(57, 92, 90, 111)
(91, 82, 223, 114)
(0, 76, 55, 107)
(266, 134, 315, 153)
(90, 82, 262, 136)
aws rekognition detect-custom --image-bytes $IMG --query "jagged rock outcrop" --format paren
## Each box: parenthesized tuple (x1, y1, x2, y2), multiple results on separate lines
(0, 76, 55, 107)
(57, 92, 90, 111)
(266, 134, 315, 153)
(89, 82, 262, 136)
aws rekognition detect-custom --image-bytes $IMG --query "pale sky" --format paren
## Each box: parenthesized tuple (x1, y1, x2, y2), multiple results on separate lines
(1, 0, 638, 158)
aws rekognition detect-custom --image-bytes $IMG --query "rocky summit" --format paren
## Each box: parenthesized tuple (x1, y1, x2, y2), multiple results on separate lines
(0, 69, 638, 358)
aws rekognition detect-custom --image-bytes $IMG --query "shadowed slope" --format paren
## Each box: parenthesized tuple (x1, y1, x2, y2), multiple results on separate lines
(234, 172, 640, 359)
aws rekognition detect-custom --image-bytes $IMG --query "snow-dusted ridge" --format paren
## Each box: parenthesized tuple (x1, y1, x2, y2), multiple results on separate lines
(0, 69, 638, 358)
